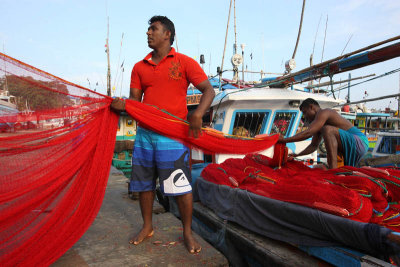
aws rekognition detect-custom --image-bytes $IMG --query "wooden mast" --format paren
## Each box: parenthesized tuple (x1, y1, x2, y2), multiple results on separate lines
(219, 0, 233, 92)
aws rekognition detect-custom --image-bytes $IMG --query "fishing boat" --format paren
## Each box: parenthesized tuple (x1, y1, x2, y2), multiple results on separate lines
(0, 91, 18, 132)
(167, 35, 400, 266)
(162, 85, 385, 266)
(372, 131, 400, 157)
(190, 86, 342, 166)
(109, 20, 400, 264)
(355, 111, 399, 151)
(112, 111, 136, 178)
(177, 87, 400, 266)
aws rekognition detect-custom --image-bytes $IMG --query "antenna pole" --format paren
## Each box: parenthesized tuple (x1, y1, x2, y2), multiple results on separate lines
(106, 16, 111, 97)
(309, 14, 321, 89)
(220, 0, 233, 91)
(321, 15, 328, 63)
(2, 43, 8, 92)
(341, 34, 353, 56)
(233, 0, 239, 85)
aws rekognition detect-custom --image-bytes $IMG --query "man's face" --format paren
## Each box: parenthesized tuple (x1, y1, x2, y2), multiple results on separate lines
(146, 21, 170, 49)
(301, 105, 317, 123)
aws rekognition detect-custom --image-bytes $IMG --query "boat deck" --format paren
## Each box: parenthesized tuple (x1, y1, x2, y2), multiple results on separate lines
(52, 167, 228, 267)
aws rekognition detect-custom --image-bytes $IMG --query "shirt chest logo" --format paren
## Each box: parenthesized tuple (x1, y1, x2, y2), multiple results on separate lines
(169, 61, 182, 80)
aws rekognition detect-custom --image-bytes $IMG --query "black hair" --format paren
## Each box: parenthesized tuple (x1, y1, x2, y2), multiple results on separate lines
(149, 15, 175, 45)
(299, 98, 320, 111)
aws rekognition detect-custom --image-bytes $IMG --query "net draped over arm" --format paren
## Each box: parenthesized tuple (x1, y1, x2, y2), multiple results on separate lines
(124, 99, 279, 155)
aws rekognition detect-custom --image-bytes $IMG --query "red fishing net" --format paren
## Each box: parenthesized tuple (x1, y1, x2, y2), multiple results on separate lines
(0, 52, 119, 266)
(125, 100, 279, 154)
(201, 154, 400, 229)
(0, 52, 280, 265)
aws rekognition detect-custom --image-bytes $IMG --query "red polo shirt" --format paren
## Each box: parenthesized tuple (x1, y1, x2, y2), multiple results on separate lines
(130, 48, 208, 120)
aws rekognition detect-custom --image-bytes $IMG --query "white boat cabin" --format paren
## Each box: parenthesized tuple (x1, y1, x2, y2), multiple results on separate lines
(191, 87, 342, 164)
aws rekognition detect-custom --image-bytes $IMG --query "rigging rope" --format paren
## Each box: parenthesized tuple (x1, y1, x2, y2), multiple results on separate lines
(329, 67, 400, 95)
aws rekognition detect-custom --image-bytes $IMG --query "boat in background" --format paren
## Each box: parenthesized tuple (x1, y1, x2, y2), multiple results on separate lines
(112, 111, 136, 178)
(0, 90, 18, 132)
(355, 111, 399, 151)
(372, 131, 400, 158)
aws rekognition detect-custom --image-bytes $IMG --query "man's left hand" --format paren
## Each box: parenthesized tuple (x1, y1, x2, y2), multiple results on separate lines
(277, 134, 285, 143)
(110, 98, 126, 113)
(188, 112, 202, 138)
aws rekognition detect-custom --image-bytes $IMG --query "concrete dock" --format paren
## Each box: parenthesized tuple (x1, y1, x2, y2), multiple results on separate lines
(52, 167, 228, 267)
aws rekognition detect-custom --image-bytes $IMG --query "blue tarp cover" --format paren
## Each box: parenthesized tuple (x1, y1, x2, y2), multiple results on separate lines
(194, 177, 400, 259)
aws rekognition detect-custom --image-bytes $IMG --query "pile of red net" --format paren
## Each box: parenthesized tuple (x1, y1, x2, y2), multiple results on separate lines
(202, 154, 400, 230)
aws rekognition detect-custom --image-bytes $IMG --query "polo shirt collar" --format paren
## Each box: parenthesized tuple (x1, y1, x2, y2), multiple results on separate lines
(143, 47, 176, 65)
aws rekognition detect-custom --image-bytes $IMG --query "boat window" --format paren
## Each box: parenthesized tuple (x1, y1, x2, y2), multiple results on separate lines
(232, 111, 268, 137)
(377, 136, 400, 154)
(270, 111, 297, 137)
(296, 114, 309, 134)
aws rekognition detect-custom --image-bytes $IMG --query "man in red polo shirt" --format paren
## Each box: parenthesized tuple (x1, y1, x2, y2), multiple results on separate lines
(111, 15, 215, 254)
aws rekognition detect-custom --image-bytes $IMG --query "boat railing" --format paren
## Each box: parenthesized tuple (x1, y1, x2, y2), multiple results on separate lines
(360, 127, 396, 132)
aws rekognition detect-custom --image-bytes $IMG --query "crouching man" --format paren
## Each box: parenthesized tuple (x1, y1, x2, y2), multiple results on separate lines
(278, 98, 368, 169)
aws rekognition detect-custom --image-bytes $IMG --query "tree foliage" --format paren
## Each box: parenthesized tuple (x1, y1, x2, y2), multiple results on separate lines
(0, 75, 73, 111)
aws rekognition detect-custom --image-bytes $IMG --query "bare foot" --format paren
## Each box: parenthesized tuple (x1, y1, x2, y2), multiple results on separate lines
(313, 163, 328, 170)
(129, 228, 154, 245)
(184, 233, 201, 254)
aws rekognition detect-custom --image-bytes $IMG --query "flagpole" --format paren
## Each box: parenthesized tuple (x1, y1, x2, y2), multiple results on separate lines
(119, 66, 124, 97)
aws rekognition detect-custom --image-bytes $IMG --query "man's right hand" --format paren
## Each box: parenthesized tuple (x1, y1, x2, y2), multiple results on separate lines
(110, 98, 126, 113)
(188, 111, 202, 139)
(277, 134, 286, 143)
(287, 153, 297, 161)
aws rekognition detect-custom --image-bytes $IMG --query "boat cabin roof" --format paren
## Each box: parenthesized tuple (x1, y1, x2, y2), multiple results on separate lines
(211, 87, 343, 107)
(357, 112, 390, 117)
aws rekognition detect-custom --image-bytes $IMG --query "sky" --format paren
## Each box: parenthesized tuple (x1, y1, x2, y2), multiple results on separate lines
(1, 0, 400, 110)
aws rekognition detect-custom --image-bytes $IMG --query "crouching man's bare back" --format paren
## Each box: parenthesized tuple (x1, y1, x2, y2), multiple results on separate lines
(278, 98, 368, 169)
